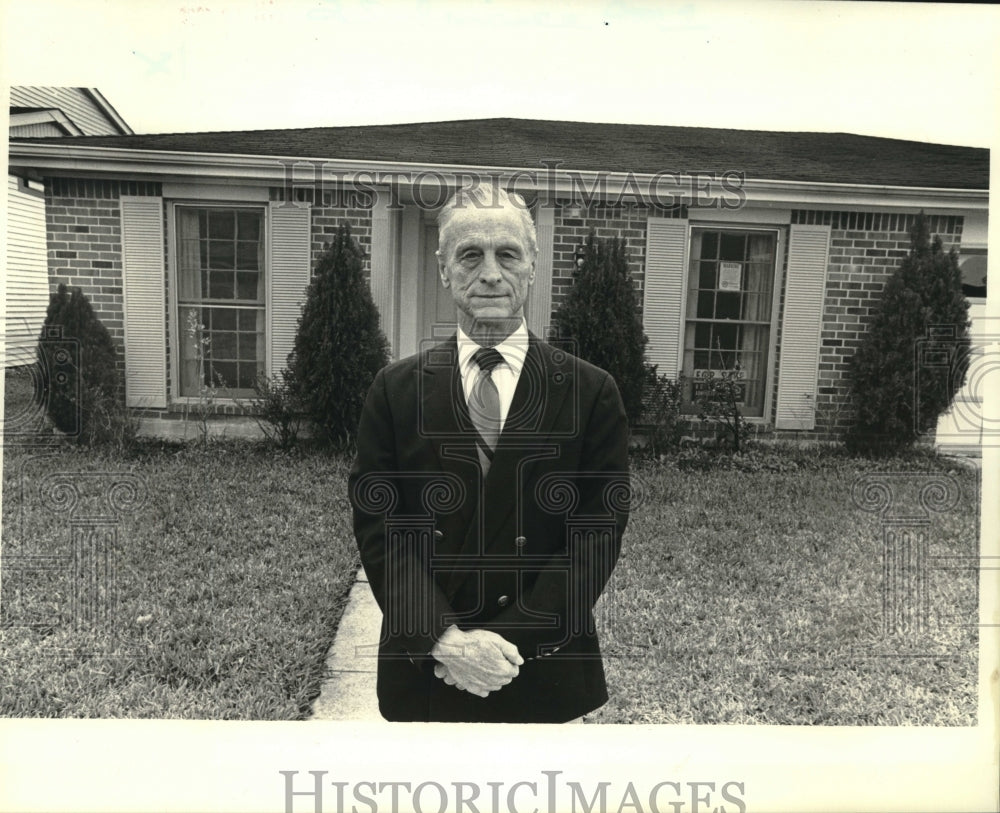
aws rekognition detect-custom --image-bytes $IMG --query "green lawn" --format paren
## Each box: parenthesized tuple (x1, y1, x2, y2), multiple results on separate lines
(1, 368, 980, 723)
(590, 451, 980, 724)
(1, 372, 360, 717)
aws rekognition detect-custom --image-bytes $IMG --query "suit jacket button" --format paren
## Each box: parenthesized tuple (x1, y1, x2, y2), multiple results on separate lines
(433, 530, 444, 540)
(497, 595, 510, 607)
(514, 536, 526, 547)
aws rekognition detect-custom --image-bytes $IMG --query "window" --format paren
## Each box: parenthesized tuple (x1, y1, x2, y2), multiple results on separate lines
(682, 228, 778, 418)
(176, 206, 265, 397)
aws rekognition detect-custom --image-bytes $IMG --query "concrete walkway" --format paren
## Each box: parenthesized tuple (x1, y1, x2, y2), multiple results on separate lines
(309, 567, 386, 722)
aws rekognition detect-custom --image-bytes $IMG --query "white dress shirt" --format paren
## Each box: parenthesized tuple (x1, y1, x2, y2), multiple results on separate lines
(456, 320, 529, 433)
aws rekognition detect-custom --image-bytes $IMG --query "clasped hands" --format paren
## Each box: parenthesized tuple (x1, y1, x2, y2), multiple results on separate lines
(430, 625, 524, 698)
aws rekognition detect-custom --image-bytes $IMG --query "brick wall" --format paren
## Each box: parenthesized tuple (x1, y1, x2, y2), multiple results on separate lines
(550, 202, 687, 323)
(42, 179, 966, 440)
(44, 179, 162, 380)
(779, 211, 963, 440)
(551, 203, 965, 442)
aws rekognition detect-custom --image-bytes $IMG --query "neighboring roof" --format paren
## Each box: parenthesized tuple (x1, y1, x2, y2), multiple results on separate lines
(10, 118, 988, 189)
(80, 88, 133, 135)
(9, 86, 132, 136)
(9, 108, 84, 136)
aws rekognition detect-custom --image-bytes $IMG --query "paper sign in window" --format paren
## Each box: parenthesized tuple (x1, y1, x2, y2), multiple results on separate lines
(719, 261, 742, 291)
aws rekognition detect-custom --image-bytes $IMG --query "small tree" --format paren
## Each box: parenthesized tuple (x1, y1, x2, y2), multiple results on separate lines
(552, 230, 649, 426)
(37, 283, 123, 445)
(288, 223, 390, 446)
(847, 213, 970, 452)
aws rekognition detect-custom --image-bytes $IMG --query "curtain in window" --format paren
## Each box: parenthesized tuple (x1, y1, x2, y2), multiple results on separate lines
(177, 208, 202, 301)
(738, 233, 774, 416)
(176, 209, 205, 395)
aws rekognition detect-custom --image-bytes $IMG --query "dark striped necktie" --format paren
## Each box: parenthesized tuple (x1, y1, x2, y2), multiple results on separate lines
(469, 347, 505, 475)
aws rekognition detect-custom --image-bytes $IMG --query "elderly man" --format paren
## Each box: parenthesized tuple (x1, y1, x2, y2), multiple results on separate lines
(349, 183, 629, 723)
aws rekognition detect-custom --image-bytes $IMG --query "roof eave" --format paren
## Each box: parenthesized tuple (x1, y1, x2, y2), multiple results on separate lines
(8, 141, 988, 212)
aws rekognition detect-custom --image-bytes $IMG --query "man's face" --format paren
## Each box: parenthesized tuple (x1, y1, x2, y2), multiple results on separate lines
(439, 205, 535, 331)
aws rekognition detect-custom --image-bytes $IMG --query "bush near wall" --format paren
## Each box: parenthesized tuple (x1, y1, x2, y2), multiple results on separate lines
(37, 283, 129, 446)
(846, 213, 970, 452)
(552, 230, 649, 426)
(288, 224, 390, 447)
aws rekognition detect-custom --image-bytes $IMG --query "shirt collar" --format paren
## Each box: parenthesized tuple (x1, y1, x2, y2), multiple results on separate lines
(457, 319, 529, 376)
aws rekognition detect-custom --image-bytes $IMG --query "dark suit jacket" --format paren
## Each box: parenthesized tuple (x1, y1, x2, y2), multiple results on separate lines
(348, 332, 629, 723)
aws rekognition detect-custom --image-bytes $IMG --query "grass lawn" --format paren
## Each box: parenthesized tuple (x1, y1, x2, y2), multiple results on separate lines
(590, 450, 980, 725)
(1, 368, 980, 723)
(2, 369, 359, 718)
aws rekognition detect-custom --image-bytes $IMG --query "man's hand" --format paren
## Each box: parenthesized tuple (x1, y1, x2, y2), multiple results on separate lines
(430, 626, 523, 697)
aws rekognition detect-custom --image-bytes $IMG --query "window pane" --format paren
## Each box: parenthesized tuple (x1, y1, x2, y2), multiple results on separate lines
(211, 361, 238, 389)
(208, 240, 235, 270)
(238, 332, 257, 358)
(176, 208, 204, 303)
(739, 325, 768, 417)
(208, 210, 235, 240)
(207, 307, 237, 331)
(237, 241, 260, 270)
(745, 261, 773, 293)
(238, 309, 258, 330)
(696, 291, 715, 318)
(708, 351, 736, 372)
(747, 233, 774, 263)
(743, 293, 772, 322)
(719, 232, 745, 261)
(698, 261, 716, 289)
(238, 362, 260, 390)
(236, 271, 261, 301)
(740, 325, 768, 356)
(695, 322, 712, 349)
(212, 331, 238, 359)
(715, 323, 738, 351)
(715, 292, 739, 320)
(177, 240, 202, 301)
(701, 232, 719, 259)
(209, 271, 234, 300)
(237, 211, 261, 242)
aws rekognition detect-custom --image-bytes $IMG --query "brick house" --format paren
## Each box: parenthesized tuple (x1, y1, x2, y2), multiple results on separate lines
(6, 119, 989, 442)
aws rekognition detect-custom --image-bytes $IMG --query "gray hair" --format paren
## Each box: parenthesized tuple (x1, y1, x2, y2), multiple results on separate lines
(437, 182, 538, 261)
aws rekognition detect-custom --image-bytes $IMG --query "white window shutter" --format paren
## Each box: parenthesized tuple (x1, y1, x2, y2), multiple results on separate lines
(642, 217, 689, 376)
(774, 224, 831, 430)
(267, 202, 311, 377)
(120, 196, 167, 408)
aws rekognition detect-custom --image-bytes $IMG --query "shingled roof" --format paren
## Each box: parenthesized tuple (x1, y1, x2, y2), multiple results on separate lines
(12, 117, 989, 190)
